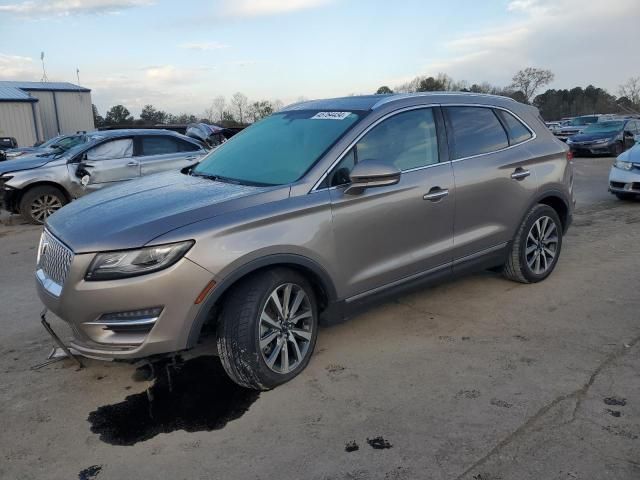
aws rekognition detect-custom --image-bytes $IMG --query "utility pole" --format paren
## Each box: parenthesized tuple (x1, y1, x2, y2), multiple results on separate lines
(40, 51, 48, 82)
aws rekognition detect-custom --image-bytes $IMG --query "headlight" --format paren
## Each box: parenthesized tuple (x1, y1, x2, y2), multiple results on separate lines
(85, 240, 194, 280)
(566, 139, 573, 144)
(593, 138, 609, 145)
(614, 160, 633, 171)
(5, 151, 23, 158)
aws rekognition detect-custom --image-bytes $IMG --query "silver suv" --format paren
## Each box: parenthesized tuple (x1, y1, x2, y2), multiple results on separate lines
(35, 93, 574, 389)
(1, 129, 207, 224)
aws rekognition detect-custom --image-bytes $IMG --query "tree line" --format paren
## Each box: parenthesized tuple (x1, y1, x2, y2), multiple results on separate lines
(93, 70, 640, 127)
(92, 92, 285, 128)
(376, 69, 640, 120)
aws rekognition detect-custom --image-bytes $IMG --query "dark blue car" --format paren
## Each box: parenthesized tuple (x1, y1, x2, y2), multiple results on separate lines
(566, 119, 640, 156)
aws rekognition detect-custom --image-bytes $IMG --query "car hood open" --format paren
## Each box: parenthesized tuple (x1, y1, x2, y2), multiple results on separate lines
(46, 171, 288, 253)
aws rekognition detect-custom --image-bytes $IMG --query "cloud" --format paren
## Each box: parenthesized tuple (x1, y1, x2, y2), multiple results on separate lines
(222, 0, 333, 17)
(179, 42, 229, 51)
(143, 65, 189, 84)
(0, 0, 154, 17)
(410, 0, 640, 94)
(0, 53, 39, 79)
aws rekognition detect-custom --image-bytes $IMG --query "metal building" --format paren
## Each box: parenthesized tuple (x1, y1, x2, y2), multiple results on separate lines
(0, 81, 94, 146)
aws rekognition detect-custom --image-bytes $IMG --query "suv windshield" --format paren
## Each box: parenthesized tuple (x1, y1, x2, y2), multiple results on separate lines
(193, 110, 365, 186)
(582, 121, 624, 134)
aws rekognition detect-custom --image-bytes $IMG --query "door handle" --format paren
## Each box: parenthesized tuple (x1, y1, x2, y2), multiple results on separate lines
(423, 187, 449, 201)
(127, 161, 139, 167)
(511, 168, 530, 180)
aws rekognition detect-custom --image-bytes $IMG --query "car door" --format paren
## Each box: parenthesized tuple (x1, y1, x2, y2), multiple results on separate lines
(327, 107, 455, 299)
(78, 137, 139, 193)
(443, 106, 538, 263)
(137, 135, 203, 177)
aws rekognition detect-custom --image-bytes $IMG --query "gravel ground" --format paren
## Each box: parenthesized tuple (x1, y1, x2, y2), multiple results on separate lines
(1, 156, 638, 480)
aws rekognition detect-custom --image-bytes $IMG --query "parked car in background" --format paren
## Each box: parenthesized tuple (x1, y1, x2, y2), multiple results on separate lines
(567, 119, 639, 156)
(553, 114, 618, 141)
(0, 137, 18, 154)
(3, 133, 89, 160)
(35, 93, 574, 390)
(545, 121, 562, 133)
(0, 129, 207, 224)
(609, 142, 640, 200)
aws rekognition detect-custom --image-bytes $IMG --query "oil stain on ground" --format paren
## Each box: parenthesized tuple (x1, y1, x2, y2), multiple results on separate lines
(88, 355, 260, 446)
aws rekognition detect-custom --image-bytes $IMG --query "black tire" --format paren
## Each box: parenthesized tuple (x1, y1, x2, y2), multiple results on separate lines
(503, 204, 563, 284)
(216, 268, 318, 390)
(611, 142, 623, 156)
(615, 192, 636, 201)
(19, 185, 67, 225)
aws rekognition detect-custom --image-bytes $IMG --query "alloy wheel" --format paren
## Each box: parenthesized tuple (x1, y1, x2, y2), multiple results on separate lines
(31, 195, 63, 222)
(525, 216, 558, 275)
(259, 283, 314, 374)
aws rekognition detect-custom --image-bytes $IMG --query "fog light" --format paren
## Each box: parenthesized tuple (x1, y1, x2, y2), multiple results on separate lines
(99, 307, 163, 322)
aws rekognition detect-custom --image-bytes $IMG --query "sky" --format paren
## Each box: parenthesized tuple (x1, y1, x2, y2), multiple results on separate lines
(0, 0, 638, 116)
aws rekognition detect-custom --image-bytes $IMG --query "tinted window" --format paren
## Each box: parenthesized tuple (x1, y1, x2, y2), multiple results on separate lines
(356, 108, 439, 171)
(140, 136, 180, 156)
(496, 109, 532, 145)
(445, 107, 508, 159)
(176, 139, 200, 152)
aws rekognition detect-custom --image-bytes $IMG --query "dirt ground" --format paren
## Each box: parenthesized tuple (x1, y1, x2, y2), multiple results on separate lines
(1, 156, 638, 480)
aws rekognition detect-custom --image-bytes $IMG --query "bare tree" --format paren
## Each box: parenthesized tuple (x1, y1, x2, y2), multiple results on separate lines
(230, 92, 248, 124)
(212, 96, 226, 123)
(272, 99, 284, 112)
(618, 77, 640, 106)
(510, 67, 554, 103)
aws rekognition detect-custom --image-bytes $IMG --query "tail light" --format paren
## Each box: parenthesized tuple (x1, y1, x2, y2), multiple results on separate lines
(566, 150, 573, 162)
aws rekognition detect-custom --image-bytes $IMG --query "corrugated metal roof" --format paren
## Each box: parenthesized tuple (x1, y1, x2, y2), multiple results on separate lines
(0, 85, 37, 102)
(0, 81, 90, 92)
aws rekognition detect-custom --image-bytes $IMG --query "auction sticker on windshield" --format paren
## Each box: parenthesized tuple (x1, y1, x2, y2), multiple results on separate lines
(311, 112, 352, 120)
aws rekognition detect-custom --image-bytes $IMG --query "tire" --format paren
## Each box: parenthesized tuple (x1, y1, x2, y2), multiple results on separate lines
(216, 268, 318, 390)
(19, 185, 67, 225)
(503, 204, 563, 284)
(611, 142, 623, 156)
(615, 192, 636, 201)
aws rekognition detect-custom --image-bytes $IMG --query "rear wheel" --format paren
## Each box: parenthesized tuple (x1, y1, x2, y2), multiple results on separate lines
(216, 268, 318, 390)
(503, 204, 563, 284)
(19, 185, 67, 224)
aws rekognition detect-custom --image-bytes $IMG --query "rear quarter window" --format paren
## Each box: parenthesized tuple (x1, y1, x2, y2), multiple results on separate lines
(495, 109, 533, 145)
(444, 106, 509, 160)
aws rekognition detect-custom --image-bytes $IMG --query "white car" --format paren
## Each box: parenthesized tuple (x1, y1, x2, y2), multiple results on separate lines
(609, 142, 640, 200)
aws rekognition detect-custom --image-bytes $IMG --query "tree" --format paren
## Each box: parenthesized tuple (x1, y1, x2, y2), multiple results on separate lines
(92, 104, 104, 128)
(247, 100, 274, 123)
(139, 104, 168, 125)
(210, 96, 226, 123)
(230, 92, 249, 124)
(618, 77, 640, 107)
(376, 86, 393, 94)
(510, 67, 554, 103)
(105, 105, 133, 125)
(417, 76, 447, 92)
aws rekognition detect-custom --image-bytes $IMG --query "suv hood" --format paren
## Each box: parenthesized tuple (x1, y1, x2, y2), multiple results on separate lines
(46, 171, 288, 253)
(0, 154, 55, 174)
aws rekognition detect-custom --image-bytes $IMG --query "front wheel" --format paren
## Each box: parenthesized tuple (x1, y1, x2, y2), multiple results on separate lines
(503, 204, 563, 284)
(217, 268, 318, 390)
(19, 185, 67, 224)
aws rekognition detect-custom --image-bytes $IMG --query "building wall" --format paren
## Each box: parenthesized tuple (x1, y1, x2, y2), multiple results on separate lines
(0, 102, 38, 146)
(54, 91, 95, 134)
(29, 90, 58, 139)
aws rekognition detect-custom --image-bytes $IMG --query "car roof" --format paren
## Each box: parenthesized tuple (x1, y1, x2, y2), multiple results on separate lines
(282, 92, 520, 112)
(94, 129, 185, 138)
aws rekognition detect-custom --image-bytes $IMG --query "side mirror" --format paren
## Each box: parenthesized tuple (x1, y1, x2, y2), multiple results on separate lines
(344, 160, 401, 195)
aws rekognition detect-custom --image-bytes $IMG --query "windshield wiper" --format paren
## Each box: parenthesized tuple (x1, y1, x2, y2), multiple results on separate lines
(191, 172, 239, 184)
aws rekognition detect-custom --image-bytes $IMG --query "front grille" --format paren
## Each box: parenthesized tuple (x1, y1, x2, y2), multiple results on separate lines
(38, 230, 73, 286)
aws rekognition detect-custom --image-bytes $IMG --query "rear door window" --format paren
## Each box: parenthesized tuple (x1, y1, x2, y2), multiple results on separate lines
(86, 138, 133, 161)
(444, 107, 509, 160)
(140, 136, 180, 156)
(495, 109, 533, 145)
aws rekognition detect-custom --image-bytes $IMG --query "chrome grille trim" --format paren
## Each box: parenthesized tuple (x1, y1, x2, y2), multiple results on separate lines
(36, 230, 73, 295)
